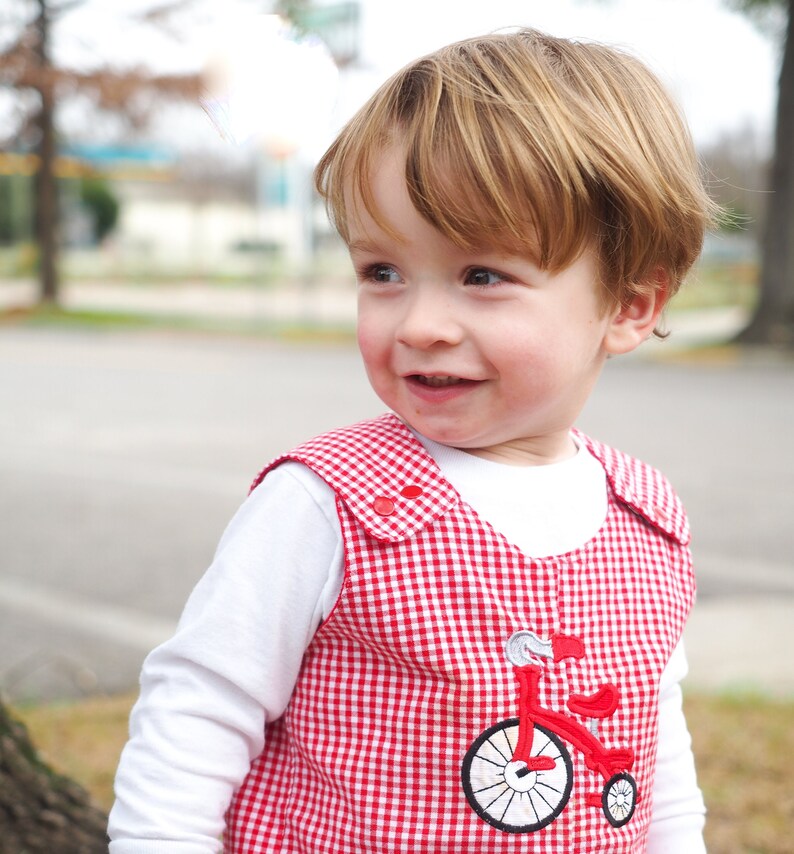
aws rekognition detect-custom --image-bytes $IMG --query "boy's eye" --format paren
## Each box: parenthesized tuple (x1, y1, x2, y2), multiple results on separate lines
(465, 268, 505, 287)
(366, 264, 400, 283)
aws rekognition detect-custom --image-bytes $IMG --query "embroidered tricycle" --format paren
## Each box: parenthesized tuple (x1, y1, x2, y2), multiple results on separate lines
(462, 631, 637, 833)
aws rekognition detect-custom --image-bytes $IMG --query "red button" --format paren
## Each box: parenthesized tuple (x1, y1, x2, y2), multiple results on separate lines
(400, 485, 423, 498)
(372, 496, 395, 516)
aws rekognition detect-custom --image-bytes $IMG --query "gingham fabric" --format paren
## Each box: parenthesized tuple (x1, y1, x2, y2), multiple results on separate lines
(225, 414, 694, 853)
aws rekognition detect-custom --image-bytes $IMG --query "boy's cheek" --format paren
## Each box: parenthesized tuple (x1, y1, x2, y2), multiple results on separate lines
(356, 316, 387, 357)
(356, 324, 373, 356)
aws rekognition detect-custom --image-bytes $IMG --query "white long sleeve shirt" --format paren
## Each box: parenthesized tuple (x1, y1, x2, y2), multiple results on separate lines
(109, 434, 706, 852)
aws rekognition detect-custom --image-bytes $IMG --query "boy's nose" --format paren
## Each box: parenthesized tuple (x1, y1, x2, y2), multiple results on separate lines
(395, 288, 464, 349)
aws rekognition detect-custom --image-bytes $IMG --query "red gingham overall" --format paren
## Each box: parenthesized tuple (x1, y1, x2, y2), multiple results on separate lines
(225, 414, 694, 853)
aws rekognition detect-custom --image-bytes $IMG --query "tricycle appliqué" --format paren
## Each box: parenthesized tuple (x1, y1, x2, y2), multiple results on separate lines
(461, 630, 637, 833)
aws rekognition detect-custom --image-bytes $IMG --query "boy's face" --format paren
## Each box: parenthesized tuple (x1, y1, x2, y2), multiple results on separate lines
(348, 147, 635, 465)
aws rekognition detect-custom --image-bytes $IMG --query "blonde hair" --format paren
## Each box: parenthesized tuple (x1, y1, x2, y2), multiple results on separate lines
(315, 29, 716, 311)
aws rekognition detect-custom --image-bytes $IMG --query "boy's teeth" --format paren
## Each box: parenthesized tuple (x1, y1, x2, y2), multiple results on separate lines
(418, 375, 462, 387)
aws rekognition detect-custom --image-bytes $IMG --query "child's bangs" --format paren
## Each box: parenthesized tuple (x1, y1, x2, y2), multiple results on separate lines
(398, 105, 593, 269)
(317, 51, 594, 272)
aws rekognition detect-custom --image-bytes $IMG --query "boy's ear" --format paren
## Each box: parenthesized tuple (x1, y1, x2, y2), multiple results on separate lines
(604, 271, 668, 356)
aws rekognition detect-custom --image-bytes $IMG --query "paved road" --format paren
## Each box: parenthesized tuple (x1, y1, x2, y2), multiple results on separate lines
(1, 326, 792, 701)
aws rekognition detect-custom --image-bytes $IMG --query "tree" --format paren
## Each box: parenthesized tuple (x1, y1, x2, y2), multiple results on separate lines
(731, 0, 794, 345)
(0, 0, 203, 305)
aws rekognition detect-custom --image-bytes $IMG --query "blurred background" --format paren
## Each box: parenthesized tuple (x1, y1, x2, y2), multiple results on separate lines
(0, 0, 782, 314)
(1, 1, 793, 850)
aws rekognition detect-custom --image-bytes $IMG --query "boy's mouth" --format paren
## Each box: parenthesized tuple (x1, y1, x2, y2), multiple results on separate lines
(410, 375, 466, 388)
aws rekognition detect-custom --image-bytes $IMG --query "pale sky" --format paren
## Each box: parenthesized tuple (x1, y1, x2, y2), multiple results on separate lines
(343, 0, 779, 147)
(53, 0, 780, 154)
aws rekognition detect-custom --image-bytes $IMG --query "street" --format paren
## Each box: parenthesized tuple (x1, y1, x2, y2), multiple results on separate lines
(1, 326, 792, 700)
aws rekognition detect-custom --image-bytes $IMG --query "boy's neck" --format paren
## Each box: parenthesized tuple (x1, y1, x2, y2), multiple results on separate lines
(462, 433, 578, 467)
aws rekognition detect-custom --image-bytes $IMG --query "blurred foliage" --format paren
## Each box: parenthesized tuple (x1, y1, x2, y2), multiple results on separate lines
(78, 176, 119, 243)
(673, 260, 758, 312)
(0, 172, 119, 247)
(700, 123, 769, 238)
(0, 174, 33, 244)
(275, 0, 312, 30)
(727, 0, 788, 36)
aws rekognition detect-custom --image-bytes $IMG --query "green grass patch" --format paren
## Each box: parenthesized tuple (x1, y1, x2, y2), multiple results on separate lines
(9, 691, 794, 850)
(672, 260, 758, 313)
(0, 303, 165, 330)
(0, 303, 357, 343)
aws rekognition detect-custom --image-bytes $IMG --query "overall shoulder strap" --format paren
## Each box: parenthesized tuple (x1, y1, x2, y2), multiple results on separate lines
(573, 429, 690, 546)
(251, 414, 460, 542)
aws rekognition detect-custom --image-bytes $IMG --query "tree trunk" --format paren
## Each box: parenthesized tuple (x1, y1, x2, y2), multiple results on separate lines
(737, 0, 794, 345)
(0, 700, 108, 852)
(33, 0, 60, 305)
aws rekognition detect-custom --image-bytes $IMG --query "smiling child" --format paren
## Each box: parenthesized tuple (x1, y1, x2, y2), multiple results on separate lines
(110, 29, 713, 853)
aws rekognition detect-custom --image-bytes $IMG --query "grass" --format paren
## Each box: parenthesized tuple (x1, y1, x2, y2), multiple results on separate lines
(10, 691, 794, 850)
(683, 693, 794, 854)
(0, 303, 166, 330)
(12, 692, 135, 812)
(669, 260, 758, 314)
(0, 302, 357, 343)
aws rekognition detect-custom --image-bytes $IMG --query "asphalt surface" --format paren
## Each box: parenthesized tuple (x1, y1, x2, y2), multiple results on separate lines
(1, 323, 792, 702)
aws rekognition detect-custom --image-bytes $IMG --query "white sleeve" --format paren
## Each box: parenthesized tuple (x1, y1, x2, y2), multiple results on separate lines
(108, 463, 343, 854)
(647, 640, 707, 853)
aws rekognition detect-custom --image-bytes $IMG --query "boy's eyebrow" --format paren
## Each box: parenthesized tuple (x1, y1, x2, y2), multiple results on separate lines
(347, 239, 381, 255)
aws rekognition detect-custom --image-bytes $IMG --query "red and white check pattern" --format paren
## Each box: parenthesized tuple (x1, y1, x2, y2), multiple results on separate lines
(226, 415, 695, 853)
